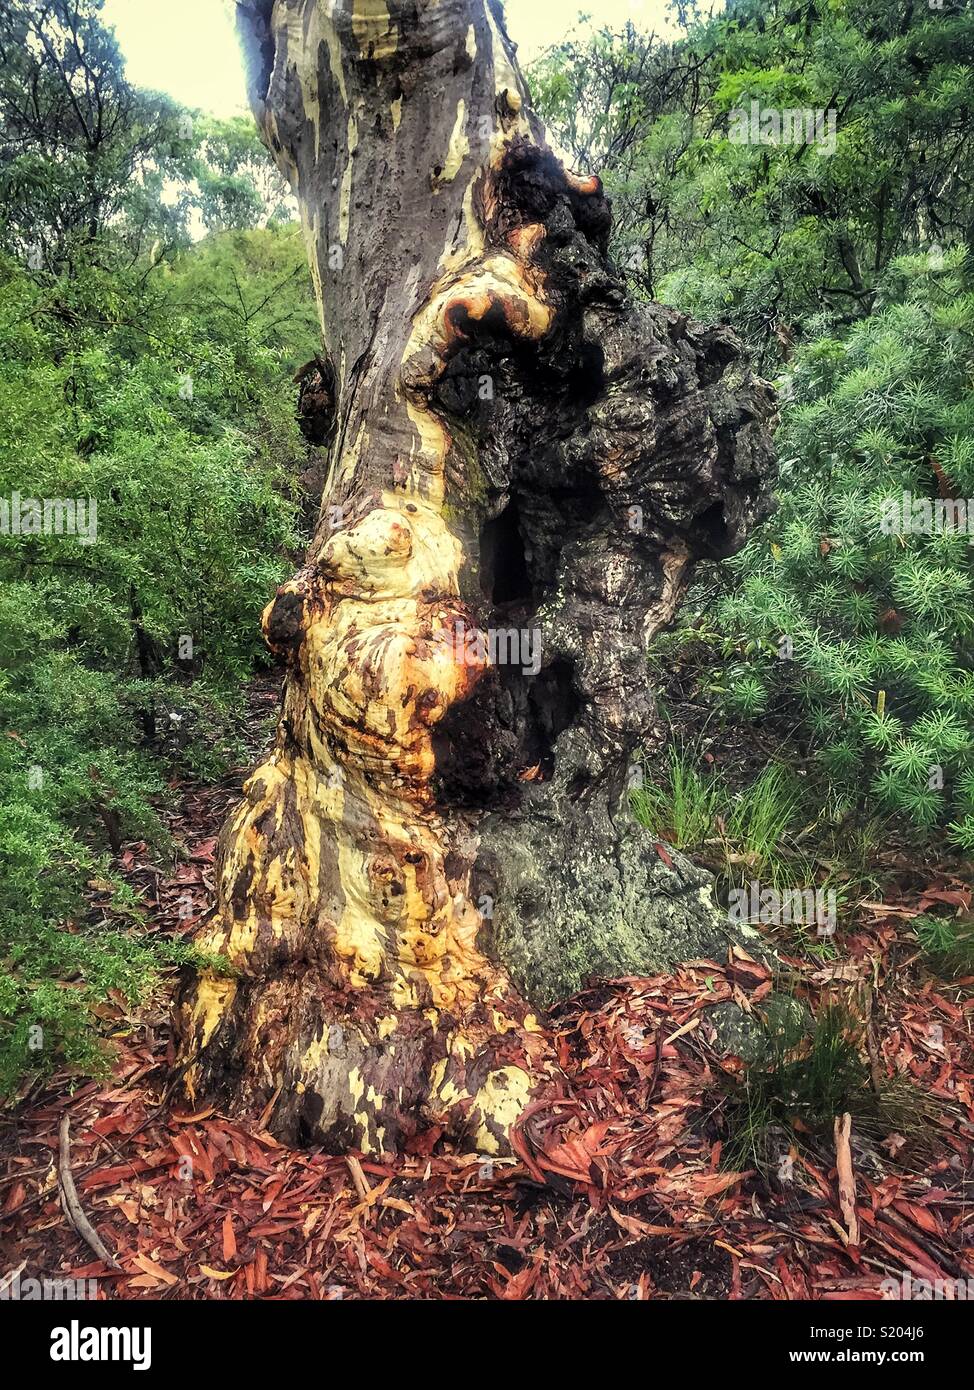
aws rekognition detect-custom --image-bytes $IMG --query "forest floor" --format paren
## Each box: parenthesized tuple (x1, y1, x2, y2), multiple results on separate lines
(2, 680, 973, 1300)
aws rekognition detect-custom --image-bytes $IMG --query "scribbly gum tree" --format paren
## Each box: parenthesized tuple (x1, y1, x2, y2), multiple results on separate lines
(176, 0, 776, 1155)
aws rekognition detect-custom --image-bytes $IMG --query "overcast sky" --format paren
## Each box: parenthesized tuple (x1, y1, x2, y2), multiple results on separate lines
(100, 0, 690, 118)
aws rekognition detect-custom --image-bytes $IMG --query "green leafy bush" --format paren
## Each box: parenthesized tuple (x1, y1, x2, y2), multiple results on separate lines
(0, 233, 312, 1093)
(710, 251, 974, 841)
(914, 913, 974, 977)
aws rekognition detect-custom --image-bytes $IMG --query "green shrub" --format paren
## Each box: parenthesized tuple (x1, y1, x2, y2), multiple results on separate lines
(0, 236, 312, 1094)
(0, 1, 317, 1096)
(631, 748, 805, 887)
(914, 913, 974, 977)
(710, 251, 974, 841)
(721, 997, 947, 1173)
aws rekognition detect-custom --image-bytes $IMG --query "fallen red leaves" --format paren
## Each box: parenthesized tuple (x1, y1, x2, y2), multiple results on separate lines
(2, 933, 970, 1299)
(1, 689, 972, 1300)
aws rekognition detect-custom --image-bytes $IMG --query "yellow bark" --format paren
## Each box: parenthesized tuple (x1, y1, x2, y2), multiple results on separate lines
(178, 71, 574, 1152)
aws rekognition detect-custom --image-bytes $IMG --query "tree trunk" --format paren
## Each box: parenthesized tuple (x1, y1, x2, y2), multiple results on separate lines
(175, 0, 776, 1157)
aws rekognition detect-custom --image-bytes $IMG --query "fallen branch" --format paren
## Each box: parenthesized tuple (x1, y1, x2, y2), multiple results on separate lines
(863, 985, 884, 1096)
(346, 1154, 372, 1204)
(833, 1111, 860, 1247)
(58, 1113, 119, 1269)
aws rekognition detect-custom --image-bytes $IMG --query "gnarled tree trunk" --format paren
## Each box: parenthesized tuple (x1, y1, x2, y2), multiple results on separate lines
(175, 0, 776, 1157)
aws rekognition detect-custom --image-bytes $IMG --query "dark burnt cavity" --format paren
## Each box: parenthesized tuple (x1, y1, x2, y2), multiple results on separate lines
(431, 653, 580, 808)
(525, 658, 580, 763)
(294, 355, 336, 447)
(568, 338, 607, 409)
(429, 217, 614, 809)
(264, 588, 306, 653)
(433, 345, 494, 420)
(480, 497, 532, 606)
(486, 142, 564, 234)
(687, 500, 730, 559)
(433, 435, 600, 810)
(432, 404, 606, 810)
(446, 295, 512, 345)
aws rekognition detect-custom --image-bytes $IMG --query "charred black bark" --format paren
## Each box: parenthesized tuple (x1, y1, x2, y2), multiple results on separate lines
(426, 142, 776, 1001)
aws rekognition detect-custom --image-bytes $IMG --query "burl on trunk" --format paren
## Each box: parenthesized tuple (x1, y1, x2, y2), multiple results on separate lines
(176, 0, 776, 1156)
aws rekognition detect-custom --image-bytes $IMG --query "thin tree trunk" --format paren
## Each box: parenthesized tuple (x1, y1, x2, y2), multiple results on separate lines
(176, 0, 776, 1156)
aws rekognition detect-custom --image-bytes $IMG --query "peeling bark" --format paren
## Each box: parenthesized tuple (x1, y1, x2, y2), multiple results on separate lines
(175, 0, 777, 1156)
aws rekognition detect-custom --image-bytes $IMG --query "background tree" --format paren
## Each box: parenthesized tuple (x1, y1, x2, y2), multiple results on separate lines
(530, 17, 710, 298)
(0, 0, 318, 1094)
(0, 0, 194, 269)
(534, 0, 974, 367)
(708, 249, 974, 844)
(193, 115, 295, 232)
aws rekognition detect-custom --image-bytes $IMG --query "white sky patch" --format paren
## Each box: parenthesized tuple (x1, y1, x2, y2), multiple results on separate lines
(511, 0, 686, 59)
(100, 0, 714, 117)
(101, 0, 248, 116)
